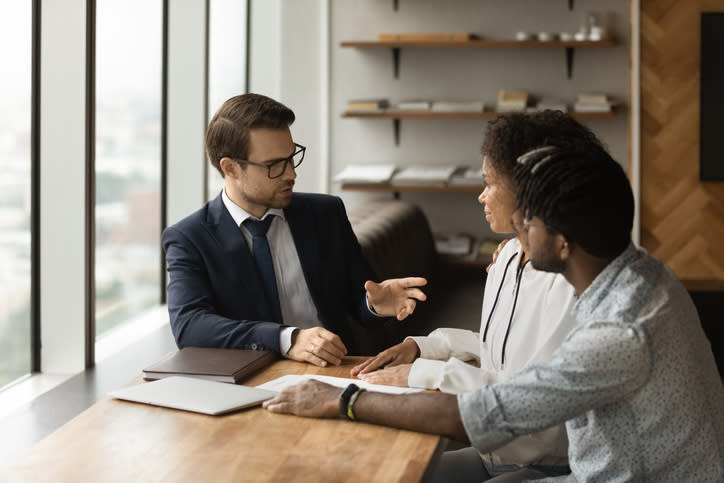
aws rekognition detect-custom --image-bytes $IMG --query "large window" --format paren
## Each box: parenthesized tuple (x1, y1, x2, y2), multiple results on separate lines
(95, 0, 163, 337)
(0, 3, 32, 388)
(206, 0, 248, 200)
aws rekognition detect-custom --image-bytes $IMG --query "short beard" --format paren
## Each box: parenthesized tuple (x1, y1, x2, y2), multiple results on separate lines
(530, 256, 565, 274)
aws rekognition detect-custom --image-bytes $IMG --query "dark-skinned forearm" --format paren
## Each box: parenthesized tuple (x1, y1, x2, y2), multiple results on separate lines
(353, 392, 470, 443)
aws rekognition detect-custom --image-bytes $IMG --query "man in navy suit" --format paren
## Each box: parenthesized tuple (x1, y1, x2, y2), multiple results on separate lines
(163, 93, 427, 366)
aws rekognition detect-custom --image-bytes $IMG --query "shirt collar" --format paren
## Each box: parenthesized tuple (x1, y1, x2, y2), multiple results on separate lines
(221, 187, 285, 226)
(573, 242, 639, 319)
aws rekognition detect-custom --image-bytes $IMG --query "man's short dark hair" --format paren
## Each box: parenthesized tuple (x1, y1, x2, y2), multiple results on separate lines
(205, 93, 296, 177)
(515, 148, 634, 259)
(482, 110, 605, 185)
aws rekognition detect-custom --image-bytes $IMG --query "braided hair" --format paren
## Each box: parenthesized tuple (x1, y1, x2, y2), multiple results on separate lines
(515, 147, 634, 259)
(481, 110, 606, 184)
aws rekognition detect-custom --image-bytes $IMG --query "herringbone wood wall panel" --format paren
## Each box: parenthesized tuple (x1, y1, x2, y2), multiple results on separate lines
(640, 0, 724, 287)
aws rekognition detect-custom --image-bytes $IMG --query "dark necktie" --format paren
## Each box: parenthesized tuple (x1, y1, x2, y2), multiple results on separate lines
(243, 216, 283, 323)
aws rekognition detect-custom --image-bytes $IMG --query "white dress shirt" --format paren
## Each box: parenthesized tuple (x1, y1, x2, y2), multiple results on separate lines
(222, 189, 318, 356)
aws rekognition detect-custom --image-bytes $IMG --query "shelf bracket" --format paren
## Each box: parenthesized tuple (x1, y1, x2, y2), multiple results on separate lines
(568, 0, 574, 10)
(393, 119, 401, 146)
(393, 0, 399, 11)
(392, 47, 401, 79)
(565, 47, 574, 79)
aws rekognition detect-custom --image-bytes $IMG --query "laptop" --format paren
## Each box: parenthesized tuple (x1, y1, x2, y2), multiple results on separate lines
(109, 376, 278, 416)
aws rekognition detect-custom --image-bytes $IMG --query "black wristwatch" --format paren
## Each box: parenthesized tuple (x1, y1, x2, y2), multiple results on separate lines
(339, 383, 359, 420)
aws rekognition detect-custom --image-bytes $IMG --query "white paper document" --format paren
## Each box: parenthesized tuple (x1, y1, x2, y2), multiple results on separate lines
(256, 374, 423, 395)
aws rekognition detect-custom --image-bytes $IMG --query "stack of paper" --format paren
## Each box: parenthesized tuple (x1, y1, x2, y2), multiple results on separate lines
(334, 164, 397, 184)
(395, 100, 432, 111)
(391, 165, 458, 186)
(431, 101, 485, 112)
(573, 93, 612, 112)
(449, 166, 484, 186)
(496, 90, 528, 112)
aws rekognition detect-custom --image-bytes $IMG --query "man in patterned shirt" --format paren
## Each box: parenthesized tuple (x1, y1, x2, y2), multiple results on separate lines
(264, 147, 724, 482)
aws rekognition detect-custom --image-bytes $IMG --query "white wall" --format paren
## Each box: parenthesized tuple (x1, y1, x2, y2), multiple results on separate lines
(166, 0, 208, 226)
(249, 0, 328, 194)
(40, 0, 88, 374)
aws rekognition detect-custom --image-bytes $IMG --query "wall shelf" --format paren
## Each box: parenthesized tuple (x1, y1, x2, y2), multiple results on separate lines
(341, 183, 481, 199)
(340, 39, 617, 79)
(341, 110, 616, 145)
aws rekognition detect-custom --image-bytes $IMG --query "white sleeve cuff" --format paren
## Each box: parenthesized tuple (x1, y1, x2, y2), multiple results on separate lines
(408, 358, 447, 389)
(280, 327, 298, 357)
(407, 335, 450, 360)
(365, 292, 385, 318)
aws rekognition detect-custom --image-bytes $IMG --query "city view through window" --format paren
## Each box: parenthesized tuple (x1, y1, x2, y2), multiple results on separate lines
(0, 3, 32, 388)
(0, 2, 247, 389)
(95, 0, 162, 337)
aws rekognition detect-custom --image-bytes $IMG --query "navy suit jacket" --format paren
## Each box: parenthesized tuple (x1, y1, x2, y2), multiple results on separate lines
(162, 192, 386, 354)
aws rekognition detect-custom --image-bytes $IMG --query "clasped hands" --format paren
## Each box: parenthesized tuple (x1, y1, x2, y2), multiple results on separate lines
(287, 277, 427, 368)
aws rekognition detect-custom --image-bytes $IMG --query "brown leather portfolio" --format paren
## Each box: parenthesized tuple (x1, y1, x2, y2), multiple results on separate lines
(143, 347, 278, 384)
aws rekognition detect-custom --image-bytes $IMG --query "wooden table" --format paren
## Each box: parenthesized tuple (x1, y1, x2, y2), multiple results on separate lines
(3, 357, 445, 482)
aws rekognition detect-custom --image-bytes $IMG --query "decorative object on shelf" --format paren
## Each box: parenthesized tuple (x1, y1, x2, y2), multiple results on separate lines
(334, 164, 397, 184)
(559, 32, 573, 42)
(497, 90, 529, 112)
(537, 32, 555, 42)
(583, 12, 609, 41)
(515, 31, 531, 41)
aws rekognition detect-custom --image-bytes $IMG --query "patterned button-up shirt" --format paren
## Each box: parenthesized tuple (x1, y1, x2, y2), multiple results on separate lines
(458, 243, 724, 482)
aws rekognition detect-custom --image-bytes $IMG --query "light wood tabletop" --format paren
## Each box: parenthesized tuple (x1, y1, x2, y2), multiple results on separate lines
(2, 356, 445, 482)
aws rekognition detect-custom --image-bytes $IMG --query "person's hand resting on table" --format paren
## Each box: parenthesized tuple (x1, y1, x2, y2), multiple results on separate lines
(350, 338, 420, 377)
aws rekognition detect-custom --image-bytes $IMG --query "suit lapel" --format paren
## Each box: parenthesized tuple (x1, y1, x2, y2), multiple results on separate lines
(285, 196, 322, 304)
(206, 194, 275, 320)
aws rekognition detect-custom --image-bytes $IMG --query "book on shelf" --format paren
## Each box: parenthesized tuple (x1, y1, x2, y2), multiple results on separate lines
(577, 93, 609, 104)
(394, 100, 432, 111)
(143, 347, 278, 384)
(334, 164, 397, 184)
(496, 90, 528, 112)
(391, 165, 458, 186)
(573, 93, 612, 113)
(346, 99, 390, 112)
(449, 166, 484, 186)
(378, 33, 478, 42)
(430, 101, 485, 113)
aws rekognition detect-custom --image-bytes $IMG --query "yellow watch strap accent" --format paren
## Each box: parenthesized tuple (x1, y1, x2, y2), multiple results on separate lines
(346, 387, 366, 421)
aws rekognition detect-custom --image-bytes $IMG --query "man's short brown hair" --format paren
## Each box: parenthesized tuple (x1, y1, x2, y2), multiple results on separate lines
(205, 93, 295, 177)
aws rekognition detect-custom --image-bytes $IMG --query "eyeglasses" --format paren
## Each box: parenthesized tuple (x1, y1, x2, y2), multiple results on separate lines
(232, 143, 306, 179)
